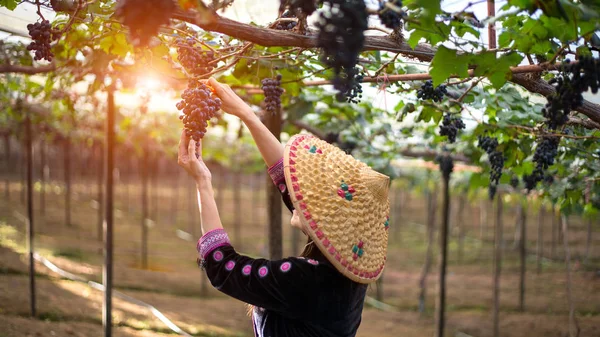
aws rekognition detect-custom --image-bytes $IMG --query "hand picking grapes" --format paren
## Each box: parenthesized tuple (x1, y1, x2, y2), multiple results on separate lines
(177, 80, 222, 141)
(177, 76, 391, 337)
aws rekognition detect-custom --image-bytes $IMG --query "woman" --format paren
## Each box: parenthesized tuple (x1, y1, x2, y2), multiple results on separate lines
(177, 78, 390, 337)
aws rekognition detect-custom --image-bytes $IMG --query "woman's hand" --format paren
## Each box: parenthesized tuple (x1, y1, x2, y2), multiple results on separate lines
(208, 77, 253, 121)
(177, 130, 212, 183)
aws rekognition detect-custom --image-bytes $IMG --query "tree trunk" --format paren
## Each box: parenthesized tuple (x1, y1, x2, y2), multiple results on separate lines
(561, 215, 580, 337)
(551, 204, 557, 259)
(64, 138, 72, 226)
(584, 218, 592, 262)
(25, 114, 36, 317)
(536, 204, 544, 274)
(103, 88, 116, 337)
(265, 110, 282, 259)
(519, 200, 527, 312)
(171, 169, 180, 226)
(21, 143, 26, 205)
(4, 134, 10, 199)
(457, 193, 466, 264)
(141, 150, 149, 270)
(493, 192, 503, 337)
(233, 170, 241, 248)
(249, 173, 255, 226)
(97, 144, 104, 241)
(435, 172, 451, 337)
(376, 273, 384, 302)
(419, 185, 437, 315)
(513, 204, 523, 250)
(291, 215, 300, 255)
(151, 158, 159, 230)
(39, 141, 46, 216)
(480, 200, 487, 241)
(394, 189, 402, 241)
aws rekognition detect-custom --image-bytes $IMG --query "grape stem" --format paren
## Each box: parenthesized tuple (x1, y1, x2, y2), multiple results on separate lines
(455, 77, 483, 103)
(35, 0, 46, 20)
(374, 52, 401, 77)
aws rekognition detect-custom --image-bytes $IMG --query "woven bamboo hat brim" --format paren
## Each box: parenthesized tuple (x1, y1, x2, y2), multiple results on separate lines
(283, 134, 390, 284)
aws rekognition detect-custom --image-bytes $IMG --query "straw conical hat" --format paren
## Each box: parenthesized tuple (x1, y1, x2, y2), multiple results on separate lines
(283, 134, 390, 284)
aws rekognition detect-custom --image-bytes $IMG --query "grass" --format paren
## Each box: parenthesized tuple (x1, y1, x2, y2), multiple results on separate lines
(53, 247, 89, 262)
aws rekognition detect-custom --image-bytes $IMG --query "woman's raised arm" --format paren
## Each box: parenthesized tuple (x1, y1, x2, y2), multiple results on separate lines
(177, 131, 223, 235)
(208, 77, 283, 167)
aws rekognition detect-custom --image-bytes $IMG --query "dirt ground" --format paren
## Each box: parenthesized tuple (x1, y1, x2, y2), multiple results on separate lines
(0, 179, 599, 337)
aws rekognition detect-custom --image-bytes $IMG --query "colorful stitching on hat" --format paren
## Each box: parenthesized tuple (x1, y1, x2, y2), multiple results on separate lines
(338, 180, 355, 201)
(213, 250, 224, 262)
(258, 266, 269, 278)
(352, 240, 364, 261)
(307, 259, 319, 266)
(309, 145, 318, 154)
(280, 261, 292, 273)
(384, 216, 390, 230)
(225, 260, 235, 271)
(242, 264, 252, 276)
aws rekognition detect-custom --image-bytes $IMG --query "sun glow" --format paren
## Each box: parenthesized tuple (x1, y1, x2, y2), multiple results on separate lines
(138, 76, 161, 92)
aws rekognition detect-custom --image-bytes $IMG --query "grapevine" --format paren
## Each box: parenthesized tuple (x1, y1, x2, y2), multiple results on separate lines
(378, 0, 405, 30)
(510, 176, 519, 189)
(262, 75, 284, 115)
(175, 38, 216, 76)
(337, 67, 363, 103)
(542, 56, 600, 130)
(417, 80, 448, 102)
(115, 0, 175, 46)
(275, 11, 298, 30)
(176, 81, 222, 141)
(478, 135, 504, 199)
(523, 136, 560, 191)
(316, 0, 368, 101)
(26, 20, 54, 61)
(439, 113, 465, 143)
(436, 153, 454, 179)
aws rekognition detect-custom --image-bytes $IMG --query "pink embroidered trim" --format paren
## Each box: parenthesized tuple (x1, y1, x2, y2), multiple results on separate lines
(197, 228, 231, 259)
(267, 158, 285, 186)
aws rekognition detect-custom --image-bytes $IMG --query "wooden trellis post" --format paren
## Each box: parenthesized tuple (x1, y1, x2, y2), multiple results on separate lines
(265, 110, 283, 259)
(435, 156, 452, 337)
(25, 111, 36, 317)
(493, 192, 503, 337)
(103, 86, 116, 337)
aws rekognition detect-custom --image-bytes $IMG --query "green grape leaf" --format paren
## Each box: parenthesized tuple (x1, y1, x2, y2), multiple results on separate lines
(0, 0, 17, 10)
(472, 52, 523, 89)
(429, 46, 471, 86)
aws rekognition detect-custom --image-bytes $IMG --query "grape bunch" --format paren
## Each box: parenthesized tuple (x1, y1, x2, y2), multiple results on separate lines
(478, 135, 504, 199)
(439, 113, 465, 143)
(262, 75, 284, 115)
(510, 176, 519, 189)
(115, 0, 175, 46)
(523, 136, 560, 191)
(27, 20, 54, 61)
(280, 0, 318, 15)
(335, 67, 363, 103)
(436, 153, 454, 179)
(417, 80, 448, 102)
(316, 0, 368, 100)
(176, 81, 222, 141)
(275, 10, 298, 30)
(175, 38, 216, 76)
(378, 0, 405, 30)
(543, 56, 600, 129)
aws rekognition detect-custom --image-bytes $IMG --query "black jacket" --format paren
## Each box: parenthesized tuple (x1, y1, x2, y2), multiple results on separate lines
(198, 158, 368, 336)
